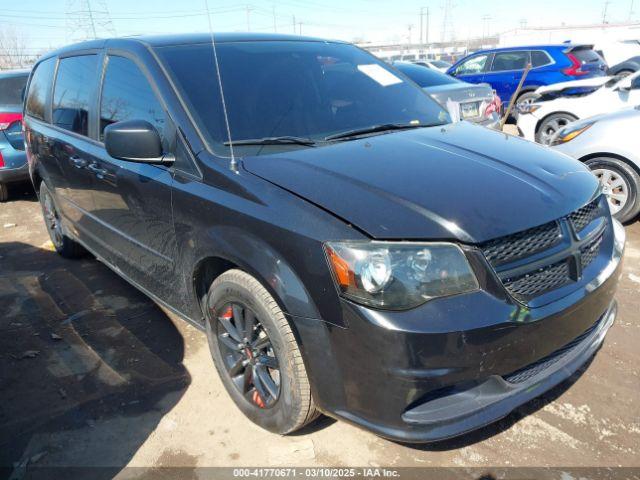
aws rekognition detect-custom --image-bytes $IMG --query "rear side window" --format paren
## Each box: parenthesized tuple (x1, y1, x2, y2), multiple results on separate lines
(394, 63, 459, 87)
(99, 55, 167, 143)
(53, 55, 98, 136)
(572, 48, 603, 64)
(0, 74, 28, 107)
(491, 51, 529, 72)
(531, 50, 552, 67)
(25, 58, 56, 120)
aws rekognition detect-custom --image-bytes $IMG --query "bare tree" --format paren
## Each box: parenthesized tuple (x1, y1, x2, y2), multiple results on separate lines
(0, 28, 36, 70)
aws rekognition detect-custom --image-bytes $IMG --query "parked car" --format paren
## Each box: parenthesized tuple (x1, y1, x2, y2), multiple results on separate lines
(393, 62, 501, 129)
(518, 71, 640, 144)
(608, 55, 640, 78)
(0, 69, 30, 201)
(447, 45, 607, 109)
(595, 41, 640, 69)
(413, 59, 452, 72)
(25, 34, 624, 443)
(551, 106, 640, 223)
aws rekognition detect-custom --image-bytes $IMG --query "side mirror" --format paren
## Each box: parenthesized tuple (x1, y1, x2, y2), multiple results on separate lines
(631, 76, 640, 90)
(104, 119, 173, 164)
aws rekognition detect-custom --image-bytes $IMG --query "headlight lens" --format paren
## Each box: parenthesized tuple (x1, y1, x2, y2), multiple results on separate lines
(518, 103, 541, 114)
(550, 122, 594, 145)
(325, 241, 479, 310)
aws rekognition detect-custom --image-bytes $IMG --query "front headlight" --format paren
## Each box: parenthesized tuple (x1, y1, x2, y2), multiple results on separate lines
(518, 103, 541, 114)
(324, 241, 479, 310)
(550, 122, 594, 145)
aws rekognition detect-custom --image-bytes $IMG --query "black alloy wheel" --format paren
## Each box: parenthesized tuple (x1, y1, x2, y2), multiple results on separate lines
(215, 302, 281, 408)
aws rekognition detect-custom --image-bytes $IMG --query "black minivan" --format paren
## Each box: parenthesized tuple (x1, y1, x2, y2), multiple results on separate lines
(24, 34, 624, 443)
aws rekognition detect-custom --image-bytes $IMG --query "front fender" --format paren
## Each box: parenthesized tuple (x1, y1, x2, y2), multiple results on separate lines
(184, 225, 322, 323)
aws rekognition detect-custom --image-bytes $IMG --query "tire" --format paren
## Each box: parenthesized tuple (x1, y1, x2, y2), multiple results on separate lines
(515, 91, 540, 111)
(535, 112, 578, 145)
(205, 269, 319, 434)
(614, 69, 634, 78)
(584, 157, 640, 223)
(39, 182, 86, 258)
(0, 183, 8, 202)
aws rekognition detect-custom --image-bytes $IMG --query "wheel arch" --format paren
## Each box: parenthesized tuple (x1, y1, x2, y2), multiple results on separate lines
(534, 110, 579, 134)
(579, 152, 640, 177)
(189, 232, 323, 328)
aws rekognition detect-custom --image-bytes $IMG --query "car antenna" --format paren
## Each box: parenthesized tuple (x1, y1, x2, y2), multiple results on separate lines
(204, 0, 237, 172)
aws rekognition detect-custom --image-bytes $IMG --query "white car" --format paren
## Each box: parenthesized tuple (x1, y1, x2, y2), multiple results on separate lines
(517, 71, 640, 144)
(413, 60, 452, 73)
(551, 106, 640, 223)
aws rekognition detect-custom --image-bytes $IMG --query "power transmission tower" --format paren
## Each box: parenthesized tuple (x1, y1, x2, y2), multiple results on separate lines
(629, 0, 636, 21)
(66, 0, 116, 42)
(440, 0, 455, 43)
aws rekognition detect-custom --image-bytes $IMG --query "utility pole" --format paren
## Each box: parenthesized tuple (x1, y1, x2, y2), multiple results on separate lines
(602, 0, 611, 23)
(246, 5, 252, 31)
(86, 0, 97, 38)
(273, 5, 277, 32)
(292, 15, 296, 34)
(425, 7, 430, 44)
(420, 7, 424, 45)
(629, 0, 635, 21)
(407, 24, 413, 44)
(298, 22, 303, 35)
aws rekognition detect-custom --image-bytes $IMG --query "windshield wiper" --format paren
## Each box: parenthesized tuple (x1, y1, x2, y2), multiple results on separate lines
(324, 123, 437, 141)
(223, 136, 317, 146)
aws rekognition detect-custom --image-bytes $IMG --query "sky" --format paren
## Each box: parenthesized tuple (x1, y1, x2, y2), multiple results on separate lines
(2, 0, 638, 55)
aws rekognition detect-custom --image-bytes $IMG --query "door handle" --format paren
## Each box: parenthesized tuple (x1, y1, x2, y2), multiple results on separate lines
(87, 163, 107, 178)
(70, 155, 87, 169)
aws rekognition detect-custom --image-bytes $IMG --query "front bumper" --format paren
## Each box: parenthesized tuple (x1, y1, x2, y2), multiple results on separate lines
(516, 112, 540, 141)
(293, 218, 624, 443)
(0, 162, 29, 184)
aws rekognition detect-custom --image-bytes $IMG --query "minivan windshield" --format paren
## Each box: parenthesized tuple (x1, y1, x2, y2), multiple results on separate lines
(157, 41, 450, 155)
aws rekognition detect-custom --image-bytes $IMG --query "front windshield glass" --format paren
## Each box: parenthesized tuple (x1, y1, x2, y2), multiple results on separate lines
(156, 40, 450, 155)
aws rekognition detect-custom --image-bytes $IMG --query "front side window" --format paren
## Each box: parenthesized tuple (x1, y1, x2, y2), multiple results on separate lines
(157, 41, 448, 156)
(25, 58, 56, 121)
(53, 55, 98, 136)
(455, 54, 489, 75)
(99, 56, 167, 144)
(491, 51, 529, 72)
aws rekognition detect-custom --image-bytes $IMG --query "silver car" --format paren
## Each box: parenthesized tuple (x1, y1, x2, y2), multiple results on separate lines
(393, 61, 501, 129)
(551, 105, 640, 222)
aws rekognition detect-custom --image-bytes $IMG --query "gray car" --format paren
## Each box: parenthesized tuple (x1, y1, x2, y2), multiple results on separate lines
(551, 105, 640, 222)
(393, 61, 501, 129)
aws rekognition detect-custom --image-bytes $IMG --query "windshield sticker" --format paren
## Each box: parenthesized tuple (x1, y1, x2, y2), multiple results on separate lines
(357, 64, 402, 87)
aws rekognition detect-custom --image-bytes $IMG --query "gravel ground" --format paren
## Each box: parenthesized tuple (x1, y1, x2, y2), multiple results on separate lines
(0, 181, 639, 478)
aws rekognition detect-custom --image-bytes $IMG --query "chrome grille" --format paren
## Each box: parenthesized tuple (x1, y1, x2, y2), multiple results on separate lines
(481, 221, 561, 268)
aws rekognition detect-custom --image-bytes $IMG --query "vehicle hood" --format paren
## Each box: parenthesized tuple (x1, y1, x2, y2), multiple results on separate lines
(242, 122, 599, 243)
(536, 76, 611, 94)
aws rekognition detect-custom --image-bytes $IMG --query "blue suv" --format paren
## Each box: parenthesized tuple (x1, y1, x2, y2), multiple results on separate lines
(447, 45, 607, 107)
